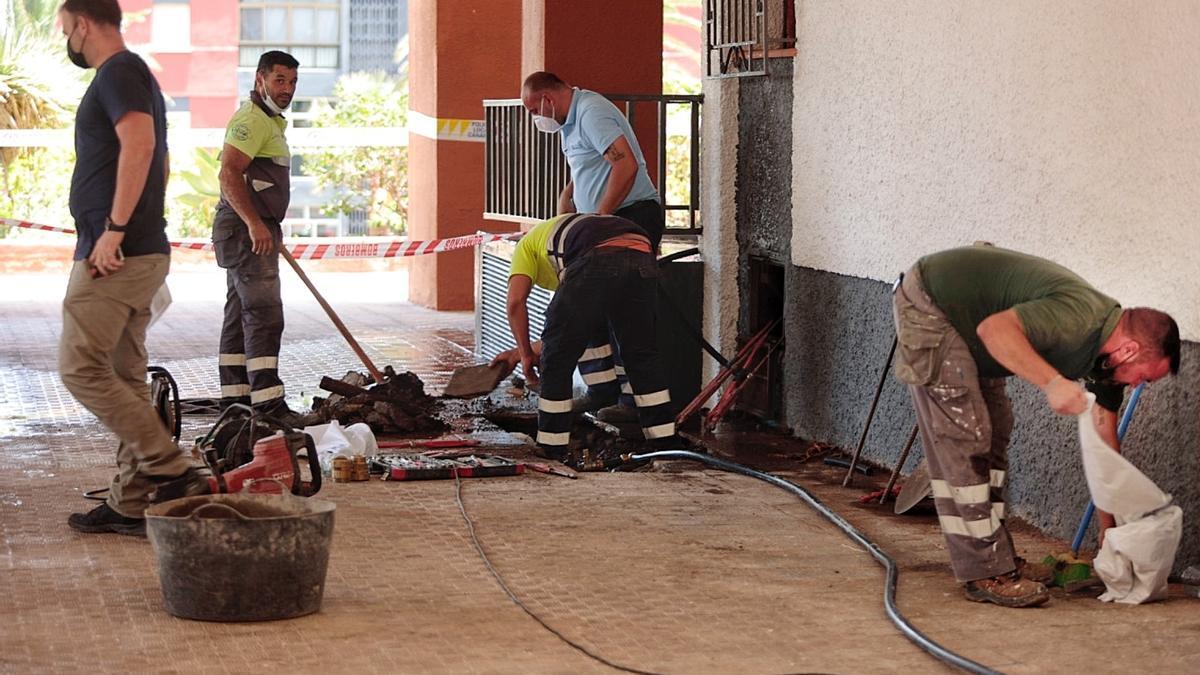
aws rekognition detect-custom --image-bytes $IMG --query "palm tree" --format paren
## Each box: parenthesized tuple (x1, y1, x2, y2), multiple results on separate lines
(0, 0, 87, 233)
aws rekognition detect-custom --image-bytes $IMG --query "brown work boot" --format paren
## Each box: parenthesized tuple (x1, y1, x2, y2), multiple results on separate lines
(963, 571, 1050, 608)
(1014, 556, 1054, 584)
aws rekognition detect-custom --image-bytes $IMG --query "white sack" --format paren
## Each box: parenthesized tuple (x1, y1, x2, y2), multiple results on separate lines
(304, 420, 377, 469)
(1077, 394, 1182, 604)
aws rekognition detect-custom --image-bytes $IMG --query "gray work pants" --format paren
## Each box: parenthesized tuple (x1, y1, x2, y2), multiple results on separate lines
(893, 265, 1017, 583)
(212, 209, 286, 408)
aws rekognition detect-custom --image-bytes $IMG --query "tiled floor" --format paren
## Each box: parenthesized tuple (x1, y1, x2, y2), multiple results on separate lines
(2, 267, 1199, 674)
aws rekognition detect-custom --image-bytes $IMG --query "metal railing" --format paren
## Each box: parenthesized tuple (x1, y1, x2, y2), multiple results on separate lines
(483, 93, 703, 235)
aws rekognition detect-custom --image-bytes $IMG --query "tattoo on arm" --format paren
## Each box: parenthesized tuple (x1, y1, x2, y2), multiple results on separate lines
(604, 146, 627, 163)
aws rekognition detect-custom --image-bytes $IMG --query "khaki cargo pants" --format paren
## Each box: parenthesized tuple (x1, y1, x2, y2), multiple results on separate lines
(892, 265, 1017, 583)
(59, 255, 192, 517)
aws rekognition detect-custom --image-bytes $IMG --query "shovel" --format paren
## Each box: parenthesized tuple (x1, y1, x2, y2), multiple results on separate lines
(442, 363, 508, 399)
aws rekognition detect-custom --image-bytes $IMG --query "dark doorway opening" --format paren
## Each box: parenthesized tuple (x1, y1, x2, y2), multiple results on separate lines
(738, 257, 785, 423)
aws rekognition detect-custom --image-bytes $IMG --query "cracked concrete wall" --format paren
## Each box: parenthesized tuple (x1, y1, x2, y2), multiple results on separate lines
(790, 1, 1200, 340)
(700, 76, 740, 393)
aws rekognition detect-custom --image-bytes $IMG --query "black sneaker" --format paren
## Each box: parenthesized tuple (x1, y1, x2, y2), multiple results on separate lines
(255, 401, 312, 429)
(67, 503, 146, 537)
(149, 467, 213, 504)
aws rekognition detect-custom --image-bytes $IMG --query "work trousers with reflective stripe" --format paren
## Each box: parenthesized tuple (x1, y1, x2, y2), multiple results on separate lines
(578, 199, 666, 409)
(214, 211, 285, 409)
(59, 255, 193, 517)
(537, 248, 676, 451)
(893, 265, 1016, 583)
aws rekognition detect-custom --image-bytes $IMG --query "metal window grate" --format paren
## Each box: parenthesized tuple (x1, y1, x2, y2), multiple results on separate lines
(705, 0, 767, 78)
(483, 94, 703, 235)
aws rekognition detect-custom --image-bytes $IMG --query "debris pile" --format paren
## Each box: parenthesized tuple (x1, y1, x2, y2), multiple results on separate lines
(311, 367, 448, 435)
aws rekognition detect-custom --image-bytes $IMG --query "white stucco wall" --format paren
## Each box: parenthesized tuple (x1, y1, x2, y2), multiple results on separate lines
(791, 1, 1200, 338)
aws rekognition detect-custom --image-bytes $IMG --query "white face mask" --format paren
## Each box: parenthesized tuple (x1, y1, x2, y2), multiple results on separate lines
(258, 84, 288, 115)
(532, 97, 561, 134)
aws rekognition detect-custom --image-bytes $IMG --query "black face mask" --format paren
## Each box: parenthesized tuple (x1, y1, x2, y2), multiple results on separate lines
(1088, 352, 1125, 387)
(66, 25, 89, 69)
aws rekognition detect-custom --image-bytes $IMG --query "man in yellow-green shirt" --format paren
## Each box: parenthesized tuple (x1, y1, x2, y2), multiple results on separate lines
(492, 214, 678, 459)
(211, 50, 299, 420)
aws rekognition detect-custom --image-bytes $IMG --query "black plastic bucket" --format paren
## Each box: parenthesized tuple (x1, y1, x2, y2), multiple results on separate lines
(145, 493, 336, 621)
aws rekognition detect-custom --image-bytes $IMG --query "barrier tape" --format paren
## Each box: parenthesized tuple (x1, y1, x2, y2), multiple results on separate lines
(3, 218, 522, 260)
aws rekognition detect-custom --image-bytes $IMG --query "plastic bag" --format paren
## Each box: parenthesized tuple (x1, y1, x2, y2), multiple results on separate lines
(303, 420, 378, 474)
(1077, 394, 1182, 604)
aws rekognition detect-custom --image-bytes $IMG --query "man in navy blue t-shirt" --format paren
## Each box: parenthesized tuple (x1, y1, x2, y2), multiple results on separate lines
(58, 0, 209, 537)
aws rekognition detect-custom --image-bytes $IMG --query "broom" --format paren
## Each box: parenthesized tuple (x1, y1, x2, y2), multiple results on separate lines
(1043, 383, 1146, 591)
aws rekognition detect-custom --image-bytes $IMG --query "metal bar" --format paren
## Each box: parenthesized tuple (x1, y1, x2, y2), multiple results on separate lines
(880, 425, 919, 505)
(690, 99, 701, 230)
(843, 335, 898, 487)
(657, 99, 667, 208)
(281, 249, 384, 384)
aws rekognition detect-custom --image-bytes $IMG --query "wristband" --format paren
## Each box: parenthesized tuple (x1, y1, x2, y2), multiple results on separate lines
(105, 217, 128, 233)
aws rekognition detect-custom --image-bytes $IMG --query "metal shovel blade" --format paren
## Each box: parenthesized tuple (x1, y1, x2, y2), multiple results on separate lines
(442, 363, 507, 399)
(894, 456, 933, 515)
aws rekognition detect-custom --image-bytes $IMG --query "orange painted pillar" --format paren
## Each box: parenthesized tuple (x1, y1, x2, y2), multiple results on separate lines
(408, 1, 522, 310)
(521, 0, 664, 183)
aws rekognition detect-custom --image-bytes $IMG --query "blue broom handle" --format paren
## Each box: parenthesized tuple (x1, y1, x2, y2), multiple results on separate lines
(1070, 382, 1146, 553)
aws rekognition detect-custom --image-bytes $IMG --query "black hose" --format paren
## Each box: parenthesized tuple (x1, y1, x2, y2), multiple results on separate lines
(628, 450, 1001, 675)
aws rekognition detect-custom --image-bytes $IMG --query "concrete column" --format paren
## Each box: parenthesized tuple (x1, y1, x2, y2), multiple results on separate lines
(407, 0, 522, 310)
(521, 0, 663, 185)
(700, 76, 740, 395)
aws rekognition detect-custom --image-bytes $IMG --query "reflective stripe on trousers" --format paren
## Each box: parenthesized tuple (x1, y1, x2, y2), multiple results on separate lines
(537, 249, 675, 450)
(894, 264, 1016, 583)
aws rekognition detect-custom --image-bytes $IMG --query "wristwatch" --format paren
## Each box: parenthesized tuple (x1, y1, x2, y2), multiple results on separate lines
(104, 217, 128, 233)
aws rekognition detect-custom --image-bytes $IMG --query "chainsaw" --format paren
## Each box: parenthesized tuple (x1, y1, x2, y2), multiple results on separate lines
(195, 404, 322, 497)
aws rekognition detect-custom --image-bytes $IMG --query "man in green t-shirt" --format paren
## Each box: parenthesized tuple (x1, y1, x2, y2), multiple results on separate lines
(211, 51, 299, 421)
(893, 245, 1180, 608)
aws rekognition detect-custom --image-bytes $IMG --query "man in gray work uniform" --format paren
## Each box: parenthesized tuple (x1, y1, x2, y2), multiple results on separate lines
(212, 51, 300, 421)
(893, 246, 1180, 607)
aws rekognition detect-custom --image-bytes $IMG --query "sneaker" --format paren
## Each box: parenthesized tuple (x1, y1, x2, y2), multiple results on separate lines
(571, 391, 618, 413)
(149, 467, 213, 504)
(67, 503, 146, 537)
(963, 571, 1050, 608)
(255, 401, 311, 429)
(595, 404, 639, 424)
(1014, 556, 1054, 584)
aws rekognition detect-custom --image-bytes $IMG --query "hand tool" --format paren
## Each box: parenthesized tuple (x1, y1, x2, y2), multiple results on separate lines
(192, 404, 322, 497)
(843, 272, 904, 487)
(376, 438, 480, 450)
(442, 362, 509, 398)
(524, 461, 577, 479)
(280, 248, 384, 384)
(879, 425, 919, 505)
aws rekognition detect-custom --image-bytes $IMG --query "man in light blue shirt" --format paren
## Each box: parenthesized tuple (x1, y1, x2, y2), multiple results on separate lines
(520, 71, 666, 422)
(521, 71, 663, 248)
